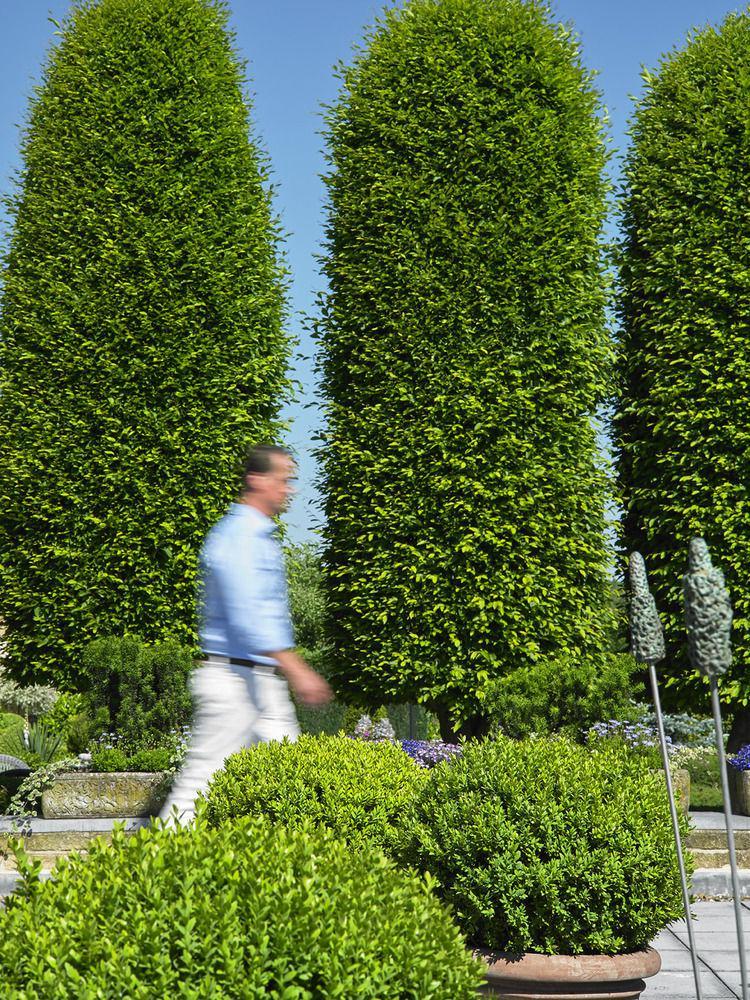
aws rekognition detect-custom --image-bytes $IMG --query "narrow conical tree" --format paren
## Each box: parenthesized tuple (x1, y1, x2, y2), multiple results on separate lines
(0, 0, 289, 687)
(616, 12, 750, 748)
(318, 0, 613, 737)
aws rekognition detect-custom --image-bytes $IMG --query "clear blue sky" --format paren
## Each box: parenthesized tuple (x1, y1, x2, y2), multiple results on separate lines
(0, 0, 744, 542)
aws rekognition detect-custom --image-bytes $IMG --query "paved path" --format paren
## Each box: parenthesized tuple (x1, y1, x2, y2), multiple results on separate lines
(647, 900, 750, 998)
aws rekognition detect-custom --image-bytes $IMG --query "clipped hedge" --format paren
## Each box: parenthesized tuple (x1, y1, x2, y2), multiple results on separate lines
(397, 736, 688, 954)
(317, 0, 613, 736)
(0, 819, 484, 998)
(0, 0, 289, 688)
(203, 734, 427, 853)
(615, 12, 750, 740)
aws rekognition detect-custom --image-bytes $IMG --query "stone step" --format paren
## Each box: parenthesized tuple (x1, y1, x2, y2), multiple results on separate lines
(687, 828, 750, 850)
(689, 847, 750, 868)
(0, 817, 149, 871)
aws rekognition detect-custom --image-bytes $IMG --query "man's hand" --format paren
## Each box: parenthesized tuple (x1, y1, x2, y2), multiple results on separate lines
(270, 649, 333, 707)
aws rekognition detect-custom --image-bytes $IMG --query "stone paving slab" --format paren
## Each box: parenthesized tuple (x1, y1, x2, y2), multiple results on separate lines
(645, 900, 750, 999)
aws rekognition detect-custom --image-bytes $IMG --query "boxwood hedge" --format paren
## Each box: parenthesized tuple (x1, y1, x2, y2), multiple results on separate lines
(0, 818, 484, 998)
(615, 11, 750, 745)
(0, 0, 289, 687)
(203, 733, 427, 853)
(397, 736, 688, 954)
(317, 0, 613, 737)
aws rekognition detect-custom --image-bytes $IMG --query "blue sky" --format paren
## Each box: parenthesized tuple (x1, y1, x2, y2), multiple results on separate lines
(0, 0, 745, 542)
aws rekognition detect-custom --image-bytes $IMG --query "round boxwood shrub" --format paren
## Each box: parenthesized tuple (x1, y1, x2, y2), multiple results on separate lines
(397, 736, 688, 955)
(615, 11, 750, 747)
(0, 0, 289, 688)
(317, 0, 613, 738)
(0, 818, 484, 998)
(203, 733, 427, 852)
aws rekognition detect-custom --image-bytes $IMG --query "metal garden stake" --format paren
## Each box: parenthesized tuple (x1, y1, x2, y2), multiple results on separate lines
(630, 551, 704, 1000)
(683, 537, 748, 1000)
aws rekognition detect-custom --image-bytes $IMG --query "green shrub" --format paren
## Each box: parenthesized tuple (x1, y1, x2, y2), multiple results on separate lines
(615, 11, 750, 744)
(317, 0, 613, 737)
(397, 736, 688, 954)
(203, 734, 427, 853)
(0, 0, 290, 689)
(487, 653, 638, 740)
(0, 713, 25, 735)
(0, 818, 483, 998)
(126, 748, 172, 772)
(83, 636, 192, 746)
(38, 693, 83, 737)
(88, 747, 130, 773)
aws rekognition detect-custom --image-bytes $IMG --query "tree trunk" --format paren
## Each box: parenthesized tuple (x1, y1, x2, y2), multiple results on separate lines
(728, 706, 750, 753)
(436, 706, 491, 743)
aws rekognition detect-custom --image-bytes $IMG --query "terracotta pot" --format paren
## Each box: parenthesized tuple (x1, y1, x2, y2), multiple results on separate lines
(477, 946, 661, 999)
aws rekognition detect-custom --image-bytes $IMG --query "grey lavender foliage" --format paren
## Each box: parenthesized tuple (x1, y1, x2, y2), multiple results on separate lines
(683, 538, 733, 678)
(628, 551, 665, 664)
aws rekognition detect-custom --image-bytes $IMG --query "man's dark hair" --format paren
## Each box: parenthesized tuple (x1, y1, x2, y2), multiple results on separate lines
(242, 444, 292, 489)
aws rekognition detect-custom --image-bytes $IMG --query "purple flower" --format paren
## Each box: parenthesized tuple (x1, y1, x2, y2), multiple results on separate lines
(401, 739, 462, 768)
(729, 744, 750, 771)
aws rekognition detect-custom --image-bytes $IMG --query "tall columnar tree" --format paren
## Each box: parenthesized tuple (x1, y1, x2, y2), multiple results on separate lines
(318, 0, 613, 737)
(616, 12, 750, 748)
(0, 0, 289, 688)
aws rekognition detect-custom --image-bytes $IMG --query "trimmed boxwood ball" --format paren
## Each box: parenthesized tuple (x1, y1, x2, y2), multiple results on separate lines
(318, 0, 613, 738)
(203, 733, 427, 852)
(0, 818, 485, 998)
(397, 736, 689, 955)
(0, 0, 289, 688)
(615, 11, 750, 745)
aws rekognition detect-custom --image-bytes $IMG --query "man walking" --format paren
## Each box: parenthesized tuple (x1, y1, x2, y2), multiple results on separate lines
(160, 444, 331, 822)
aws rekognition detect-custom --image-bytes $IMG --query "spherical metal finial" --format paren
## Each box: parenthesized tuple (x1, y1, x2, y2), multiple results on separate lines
(683, 538, 732, 678)
(629, 551, 666, 664)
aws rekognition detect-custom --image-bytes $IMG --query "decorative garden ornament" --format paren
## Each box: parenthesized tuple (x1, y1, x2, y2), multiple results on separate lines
(629, 551, 703, 1000)
(683, 538, 748, 1000)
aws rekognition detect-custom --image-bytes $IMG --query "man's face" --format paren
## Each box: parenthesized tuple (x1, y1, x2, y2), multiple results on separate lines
(249, 453, 296, 516)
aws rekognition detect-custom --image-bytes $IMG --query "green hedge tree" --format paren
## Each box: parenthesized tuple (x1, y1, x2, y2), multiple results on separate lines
(0, 0, 289, 688)
(317, 0, 613, 738)
(616, 12, 750, 748)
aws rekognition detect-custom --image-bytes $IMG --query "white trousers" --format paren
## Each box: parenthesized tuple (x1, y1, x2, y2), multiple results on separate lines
(159, 658, 300, 823)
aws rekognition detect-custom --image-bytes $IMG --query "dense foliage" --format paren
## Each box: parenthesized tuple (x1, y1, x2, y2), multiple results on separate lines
(203, 733, 426, 852)
(486, 652, 637, 739)
(0, 818, 484, 998)
(83, 636, 192, 748)
(397, 736, 688, 954)
(318, 0, 613, 735)
(615, 11, 750, 741)
(0, 0, 289, 688)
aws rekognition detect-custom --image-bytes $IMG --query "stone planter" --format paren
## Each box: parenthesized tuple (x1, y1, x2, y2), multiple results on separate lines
(478, 946, 661, 999)
(729, 768, 750, 817)
(41, 772, 170, 819)
(673, 767, 690, 815)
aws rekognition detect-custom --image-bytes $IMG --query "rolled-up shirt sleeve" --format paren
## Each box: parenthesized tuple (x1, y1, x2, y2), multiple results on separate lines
(207, 529, 294, 660)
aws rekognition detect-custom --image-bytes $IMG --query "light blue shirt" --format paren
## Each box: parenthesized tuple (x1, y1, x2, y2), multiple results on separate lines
(198, 503, 294, 666)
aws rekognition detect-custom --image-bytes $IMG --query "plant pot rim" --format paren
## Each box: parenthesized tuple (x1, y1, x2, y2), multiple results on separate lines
(54, 771, 168, 778)
(477, 946, 661, 984)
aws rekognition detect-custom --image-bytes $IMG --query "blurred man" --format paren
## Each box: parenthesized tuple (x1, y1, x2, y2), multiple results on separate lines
(160, 444, 331, 822)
